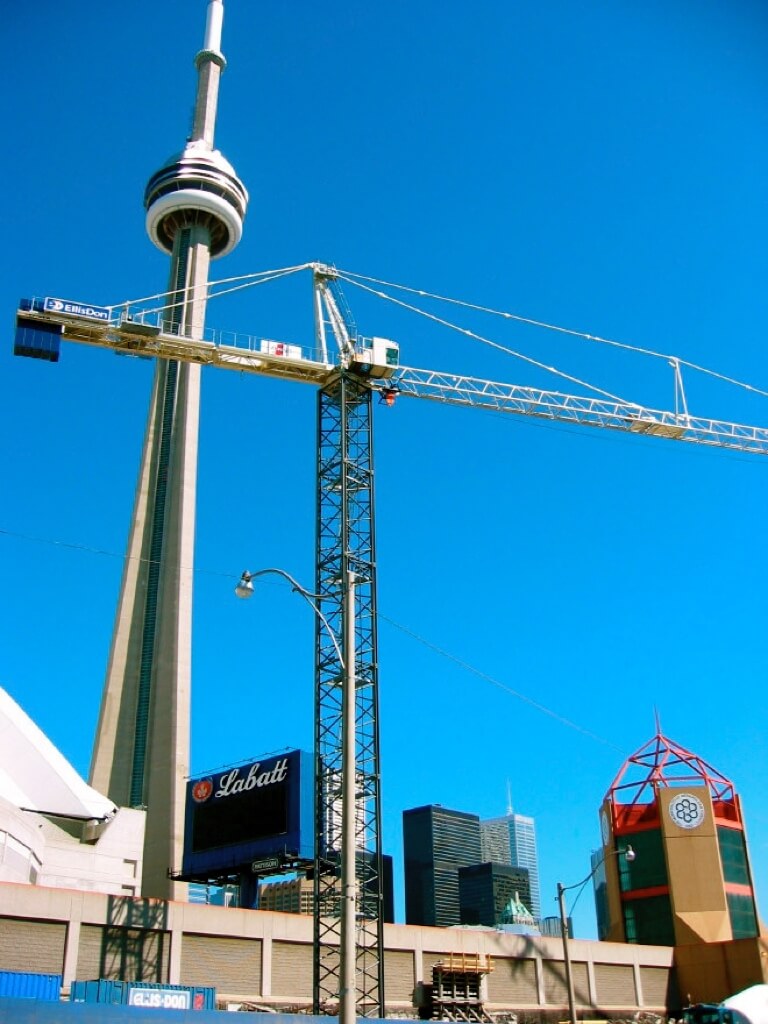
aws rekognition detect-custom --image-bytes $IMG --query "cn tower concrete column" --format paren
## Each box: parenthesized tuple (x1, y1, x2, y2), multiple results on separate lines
(139, 228, 212, 900)
(89, 0, 247, 901)
(90, 232, 210, 900)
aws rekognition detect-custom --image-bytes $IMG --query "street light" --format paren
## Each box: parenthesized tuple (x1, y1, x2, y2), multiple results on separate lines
(557, 845, 636, 1024)
(235, 568, 343, 664)
(235, 567, 358, 1024)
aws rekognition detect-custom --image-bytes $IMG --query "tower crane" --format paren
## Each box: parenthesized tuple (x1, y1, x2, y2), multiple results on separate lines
(12, 265, 768, 1017)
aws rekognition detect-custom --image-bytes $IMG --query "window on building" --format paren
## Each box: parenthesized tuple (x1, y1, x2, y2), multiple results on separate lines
(726, 892, 758, 939)
(717, 827, 751, 886)
(619, 830, 667, 892)
(623, 894, 675, 946)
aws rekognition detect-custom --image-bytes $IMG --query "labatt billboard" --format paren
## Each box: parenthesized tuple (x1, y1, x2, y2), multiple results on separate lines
(182, 749, 313, 877)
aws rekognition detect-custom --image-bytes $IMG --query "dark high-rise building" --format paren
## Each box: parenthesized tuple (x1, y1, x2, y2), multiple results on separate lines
(458, 862, 532, 927)
(403, 805, 481, 927)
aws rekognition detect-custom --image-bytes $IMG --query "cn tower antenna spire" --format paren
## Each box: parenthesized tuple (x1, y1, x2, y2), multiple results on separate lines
(90, 0, 247, 900)
(192, 0, 226, 147)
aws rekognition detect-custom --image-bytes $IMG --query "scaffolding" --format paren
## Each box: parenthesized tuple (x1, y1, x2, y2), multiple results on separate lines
(431, 953, 494, 1022)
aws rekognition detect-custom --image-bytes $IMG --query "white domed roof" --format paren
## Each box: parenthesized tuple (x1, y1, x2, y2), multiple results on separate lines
(0, 686, 115, 820)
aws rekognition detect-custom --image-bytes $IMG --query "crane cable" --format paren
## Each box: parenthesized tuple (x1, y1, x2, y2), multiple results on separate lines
(334, 272, 634, 405)
(337, 268, 768, 400)
(113, 261, 768, 402)
(110, 263, 312, 319)
(0, 525, 621, 752)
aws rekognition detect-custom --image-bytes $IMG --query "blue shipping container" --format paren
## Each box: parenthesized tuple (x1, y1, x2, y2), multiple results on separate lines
(70, 980, 216, 1011)
(0, 970, 62, 1001)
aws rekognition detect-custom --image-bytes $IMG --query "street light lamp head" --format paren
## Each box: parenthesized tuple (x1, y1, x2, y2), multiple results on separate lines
(234, 571, 254, 599)
(624, 845, 636, 863)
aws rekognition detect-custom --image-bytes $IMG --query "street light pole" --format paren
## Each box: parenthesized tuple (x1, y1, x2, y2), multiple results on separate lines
(558, 880, 577, 1024)
(235, 567, 358, 1024)
(557, 845, 635, 1024)
(339, 570, 357, 1024)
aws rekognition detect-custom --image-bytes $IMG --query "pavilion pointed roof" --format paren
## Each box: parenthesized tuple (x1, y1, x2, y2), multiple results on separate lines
(606, 724, 735, 808)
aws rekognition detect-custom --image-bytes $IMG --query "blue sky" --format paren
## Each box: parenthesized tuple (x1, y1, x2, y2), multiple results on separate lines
(3, 1, 767, 938)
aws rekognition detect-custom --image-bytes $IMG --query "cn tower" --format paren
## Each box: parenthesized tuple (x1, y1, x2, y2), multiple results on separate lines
(89, 0, 248, 899)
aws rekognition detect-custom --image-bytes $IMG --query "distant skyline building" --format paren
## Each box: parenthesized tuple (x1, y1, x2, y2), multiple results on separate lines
(480, 805, 541, 919)
(540, 915, 571, 939)
(259, 876, 316, 915)
(403, 805, 481, 927)
(591, 847, 610, 941)
(89, 0, 247, 900)
(259, 857, 394, 922)
(458, 862, 532, 928)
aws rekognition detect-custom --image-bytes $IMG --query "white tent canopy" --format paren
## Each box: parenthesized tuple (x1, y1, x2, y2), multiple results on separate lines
(0, 687, 115, 821)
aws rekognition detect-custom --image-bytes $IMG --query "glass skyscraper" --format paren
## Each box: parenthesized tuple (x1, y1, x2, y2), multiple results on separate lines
(480, 811, 541, 919)
(403, 805, 482, 927)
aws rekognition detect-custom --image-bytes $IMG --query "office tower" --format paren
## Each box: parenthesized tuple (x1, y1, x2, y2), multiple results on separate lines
(480, 810, 541, 919)
(599, 724, 760, 947)
(458, 862, 532, 927)
(89, 0, 247, 899)
(591, 847, 611, 941)
(259, 877, 317, 915)
(540, 916, 572, 939)
(403, 805, 481, 927)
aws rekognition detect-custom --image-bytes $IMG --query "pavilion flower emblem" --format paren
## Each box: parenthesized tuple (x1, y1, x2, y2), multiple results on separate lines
(668, 792, 705, 829)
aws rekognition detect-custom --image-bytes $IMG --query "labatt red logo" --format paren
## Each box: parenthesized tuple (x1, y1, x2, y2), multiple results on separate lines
(192, 778, 213, 803)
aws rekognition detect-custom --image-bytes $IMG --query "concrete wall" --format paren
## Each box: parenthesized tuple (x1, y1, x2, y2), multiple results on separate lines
(0, 881, 677, 1016)
(0, 800, 144, 897)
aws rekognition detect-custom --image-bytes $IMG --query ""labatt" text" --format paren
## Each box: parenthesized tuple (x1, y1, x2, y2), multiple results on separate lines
(215, 759, 289, 798)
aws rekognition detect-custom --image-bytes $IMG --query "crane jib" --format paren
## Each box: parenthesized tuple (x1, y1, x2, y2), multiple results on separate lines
(13, 298, 768, 456)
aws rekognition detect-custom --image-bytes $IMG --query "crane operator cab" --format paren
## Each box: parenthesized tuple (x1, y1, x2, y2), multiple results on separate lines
(351, 336, 399, 379)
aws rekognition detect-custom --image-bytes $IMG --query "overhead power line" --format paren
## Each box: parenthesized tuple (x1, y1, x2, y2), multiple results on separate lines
(0, 525, 619, 750)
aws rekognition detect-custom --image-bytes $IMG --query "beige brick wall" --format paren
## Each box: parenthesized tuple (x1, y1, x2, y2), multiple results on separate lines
(422, 950, 448, 982)
(543, 957, 589, 1005)
(594, 962, 636, 1005)
(0, 917, 65, 974)
(383, 948, 415, 1002)
(641, 964, 675, 1006)
(76, 923, 169, 982)
(180, 934, 261, 996)
(0, 882, 678, 1014)
(488, 957, 538, 1004)
(272, 941, 313, 999)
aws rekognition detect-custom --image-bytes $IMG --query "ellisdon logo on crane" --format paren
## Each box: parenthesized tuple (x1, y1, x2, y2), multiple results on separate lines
(44, 297, 111, 322)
